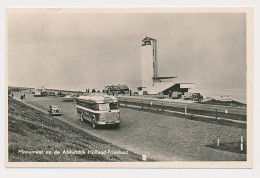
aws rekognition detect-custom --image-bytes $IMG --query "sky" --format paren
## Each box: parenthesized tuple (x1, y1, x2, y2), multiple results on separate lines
(7, 9, 246, 92)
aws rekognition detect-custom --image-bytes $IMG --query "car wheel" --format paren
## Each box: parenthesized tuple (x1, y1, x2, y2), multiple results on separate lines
(80, 112, 84, 122)
(114, 123, 120, 128)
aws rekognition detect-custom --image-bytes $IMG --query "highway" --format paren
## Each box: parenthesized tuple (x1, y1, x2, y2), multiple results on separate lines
(13, 92, 247, 161)
(117, 96, 247, 116)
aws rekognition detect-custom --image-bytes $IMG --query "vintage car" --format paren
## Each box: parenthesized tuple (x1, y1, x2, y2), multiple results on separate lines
(48, 105, 62, 116)
(191, 93, 203, 102)
(157, 92, 164, 99)
(183, 92, 192, 100)
(220, 95, 232, 102)
(171, 92, 182, 99)
(61, 95, 76, 102)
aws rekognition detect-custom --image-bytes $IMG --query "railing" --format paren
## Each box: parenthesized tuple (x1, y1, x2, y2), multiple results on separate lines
(118, 97, 247, 122)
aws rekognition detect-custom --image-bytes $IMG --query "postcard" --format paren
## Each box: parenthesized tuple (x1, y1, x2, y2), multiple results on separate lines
(6, 8, 253, 168)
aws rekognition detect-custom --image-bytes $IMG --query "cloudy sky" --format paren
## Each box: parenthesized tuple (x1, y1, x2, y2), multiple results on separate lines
(7, 9, 246, 91)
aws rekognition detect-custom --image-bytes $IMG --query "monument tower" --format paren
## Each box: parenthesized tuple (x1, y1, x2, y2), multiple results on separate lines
(140, 36, 193, 95)
(141, 37, 158, 88)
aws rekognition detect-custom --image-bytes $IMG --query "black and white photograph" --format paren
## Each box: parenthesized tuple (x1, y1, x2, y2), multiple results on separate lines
(5, 8, 253, 168)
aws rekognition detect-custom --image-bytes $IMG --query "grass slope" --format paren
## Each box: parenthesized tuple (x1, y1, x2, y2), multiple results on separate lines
(8, 98, 141, 162)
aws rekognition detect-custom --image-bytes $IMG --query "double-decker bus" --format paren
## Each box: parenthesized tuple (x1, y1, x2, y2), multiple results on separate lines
(76, 94, 120, 128)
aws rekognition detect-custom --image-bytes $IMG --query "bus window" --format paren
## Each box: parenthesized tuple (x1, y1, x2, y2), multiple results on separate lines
(96, 103, 110, 111)
(109, 102, 118, 110)
(89, 102, 96, 110)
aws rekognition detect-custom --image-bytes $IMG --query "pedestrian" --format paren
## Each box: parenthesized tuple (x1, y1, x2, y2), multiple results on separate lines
(21, 95, 23, 100)
(130, 90, 132, 96)
(12, 93, 13, 98)
(24, 93, 26, 99)
(168, 90, 172, 99)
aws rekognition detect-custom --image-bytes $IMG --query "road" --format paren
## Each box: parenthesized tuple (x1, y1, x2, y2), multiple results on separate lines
(13, 92, 247, 161)
(117, 96, 247, 116)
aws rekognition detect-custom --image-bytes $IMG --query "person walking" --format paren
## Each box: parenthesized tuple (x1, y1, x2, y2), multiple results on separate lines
(168, 90, 172, 99)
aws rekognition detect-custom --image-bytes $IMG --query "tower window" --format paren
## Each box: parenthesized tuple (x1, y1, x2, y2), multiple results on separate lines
(145, 41, 151, 45)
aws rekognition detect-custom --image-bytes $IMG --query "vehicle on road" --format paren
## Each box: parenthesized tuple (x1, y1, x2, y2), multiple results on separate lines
(103, 84, 129, 94)
(61, 95, 76, 102)
(171, 92, 182, 99)
(34, 87, 47, 97)
(48, 105, 62, 116)
(157, 92, 164, 99)
(34, 89, 42, 97)
(191, 93, 203, 102)
(76, 94, 120, 129)
(183, 92, 192, 100)
(220, 95, 232, 102)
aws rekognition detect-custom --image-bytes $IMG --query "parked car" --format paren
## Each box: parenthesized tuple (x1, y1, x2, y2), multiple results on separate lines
(183, 92, 192, 100)
(171, 92, 182, 99)
(220, 95, 232, 102)
(191, 93, 203, 102)
(61, 95, 76, 102)
(48, 105, 62, 116)
(157, 92, 164, 99)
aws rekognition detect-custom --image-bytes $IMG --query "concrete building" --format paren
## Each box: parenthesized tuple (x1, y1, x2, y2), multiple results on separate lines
(140, 36, 194, 95)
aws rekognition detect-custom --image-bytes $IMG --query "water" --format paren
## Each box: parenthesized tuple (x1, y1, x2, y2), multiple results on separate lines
(190, 86, 246, 104)
(28, 80, 247, 104)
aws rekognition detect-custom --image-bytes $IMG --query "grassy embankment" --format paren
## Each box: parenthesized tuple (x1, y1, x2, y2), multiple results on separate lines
(8, 98, 142, 162)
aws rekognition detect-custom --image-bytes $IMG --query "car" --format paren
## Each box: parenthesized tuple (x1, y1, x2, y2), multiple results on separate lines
(191, 93, 203, 102)
(220, 95, 232, 102)
(61, 95, 76, 102)
(48, 105, 62, 116)
(183, 92, 192, 100)
(171, 92, 182, 99)
(157, 92, 164, 99)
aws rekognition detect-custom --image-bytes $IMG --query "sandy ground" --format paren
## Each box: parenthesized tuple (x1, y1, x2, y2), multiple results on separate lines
(11, 92, 247, 161)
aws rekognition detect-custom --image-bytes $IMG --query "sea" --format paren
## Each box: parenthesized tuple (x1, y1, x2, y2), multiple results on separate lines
(190, 83, 247, 104)
(42, 80, 247, 104)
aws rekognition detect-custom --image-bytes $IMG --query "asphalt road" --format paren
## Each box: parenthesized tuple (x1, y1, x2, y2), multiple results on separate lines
(117, 96, 247, 116)
(13, 92, 247, 161)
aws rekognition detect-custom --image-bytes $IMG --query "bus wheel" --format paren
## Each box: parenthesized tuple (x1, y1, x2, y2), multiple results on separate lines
(92, 117, 98, 129)
(80, 112, 84, 122)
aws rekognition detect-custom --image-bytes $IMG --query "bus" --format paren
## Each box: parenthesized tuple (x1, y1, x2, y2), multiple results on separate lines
(34, 87, 47, 97)
(103, 84, 129, 94)
(76, 94, 120, 129)
(34, 88, 42, 97)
